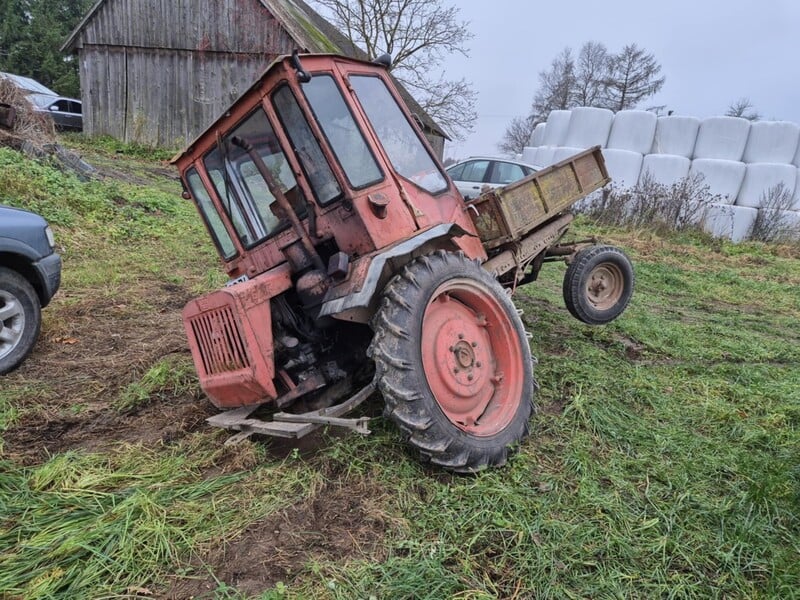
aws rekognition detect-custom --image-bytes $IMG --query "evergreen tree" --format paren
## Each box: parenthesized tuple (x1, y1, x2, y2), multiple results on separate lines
(0, 0, 92, 96)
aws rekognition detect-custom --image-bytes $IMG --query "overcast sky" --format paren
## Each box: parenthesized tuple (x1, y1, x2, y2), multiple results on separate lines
(441, 0, 800, 160)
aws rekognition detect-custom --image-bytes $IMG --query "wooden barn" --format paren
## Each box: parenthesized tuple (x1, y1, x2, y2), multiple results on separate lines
(61, 0, 447, 154)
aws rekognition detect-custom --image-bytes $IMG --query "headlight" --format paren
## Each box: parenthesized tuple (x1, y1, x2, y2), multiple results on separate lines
(45, 225, 56, 249)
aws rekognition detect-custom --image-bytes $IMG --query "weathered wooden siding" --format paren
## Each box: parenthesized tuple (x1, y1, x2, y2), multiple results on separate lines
(73, 0, 292, 53)
(74, 0, 300, 146)
(70, 0, 444, 153)
(81, 46, 287, 146)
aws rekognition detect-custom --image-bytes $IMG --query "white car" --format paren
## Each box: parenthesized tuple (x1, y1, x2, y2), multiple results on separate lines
(445, 157, 540, 200)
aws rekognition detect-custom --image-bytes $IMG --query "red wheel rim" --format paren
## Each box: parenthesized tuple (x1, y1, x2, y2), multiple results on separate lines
(420, 278, 525, 436)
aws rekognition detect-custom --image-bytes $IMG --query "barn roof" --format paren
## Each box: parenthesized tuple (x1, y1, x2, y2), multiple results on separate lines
(61, 0, 447, 139)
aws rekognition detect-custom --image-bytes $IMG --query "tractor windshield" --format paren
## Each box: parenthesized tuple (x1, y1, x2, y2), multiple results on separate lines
(202, 108, 307, 249)
(349, 75, 448, 194)
(300, 75, 383, 190)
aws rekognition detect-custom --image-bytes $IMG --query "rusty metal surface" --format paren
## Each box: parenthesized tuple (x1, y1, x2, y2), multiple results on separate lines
(483, 213, 574, 277)
(468, 147, 609, 248)
(209, 380, 377, 441)
(183, 268, 293, 409)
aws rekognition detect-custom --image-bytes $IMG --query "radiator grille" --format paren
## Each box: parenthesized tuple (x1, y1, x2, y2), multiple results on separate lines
(189, 306, 250, 375)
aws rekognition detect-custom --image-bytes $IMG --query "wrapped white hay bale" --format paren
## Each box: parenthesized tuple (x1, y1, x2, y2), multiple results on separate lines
(639, 154, 691, 187)
(572, 189, 604, 213)
(777, 210, 800, 239)
(562, 107, 614, 149)
(542, 110, 572, 147)
(651, 116, 701, 157)
(778, 210, 800, 239)
(793, 168, 800, 210)
(530, 122, 547, 147)
(601, 149, 643, 188)
(689, 159, 746, 204)
(736, 163, 797, 209)
(521, 146, 539, 165)
(703, 204, 758, 242)
(752, 208, 800, 241)
(553, 146, 585, 163)
(607, 110, 658, 154)
(742, 121, 800, 164)
(536, 146, 557, 167)
(794, 139, 800, 167)
(694, 116, 751, 161)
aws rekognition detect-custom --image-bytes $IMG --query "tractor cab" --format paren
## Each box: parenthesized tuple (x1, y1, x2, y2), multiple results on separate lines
(174, 53, 484, 293)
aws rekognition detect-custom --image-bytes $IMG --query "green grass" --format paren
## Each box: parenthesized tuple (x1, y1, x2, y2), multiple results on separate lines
(0, 140, 798, 599)
(114, 355, 199, 411)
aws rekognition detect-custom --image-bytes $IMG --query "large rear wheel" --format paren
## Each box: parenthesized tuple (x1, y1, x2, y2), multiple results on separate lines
(369, 251, 535, 472)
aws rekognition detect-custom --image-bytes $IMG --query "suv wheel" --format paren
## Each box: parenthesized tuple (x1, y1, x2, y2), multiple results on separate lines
(0, 266, 42, 375)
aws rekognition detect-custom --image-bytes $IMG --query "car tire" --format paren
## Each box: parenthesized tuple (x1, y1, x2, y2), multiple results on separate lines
(562, 245, 634, 325)
(0, 266, 42, 375)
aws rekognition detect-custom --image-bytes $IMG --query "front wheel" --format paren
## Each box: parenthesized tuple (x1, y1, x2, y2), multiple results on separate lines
(369, 251, 535, 473)
(562, 245, 634, 325)
(0, 267, 42, 375)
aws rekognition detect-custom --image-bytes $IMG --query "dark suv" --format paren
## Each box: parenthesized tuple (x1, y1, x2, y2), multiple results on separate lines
(0, 205, 61, 374)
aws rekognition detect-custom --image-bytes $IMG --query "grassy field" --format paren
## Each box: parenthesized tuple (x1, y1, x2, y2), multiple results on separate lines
(0, 139, 798, 599)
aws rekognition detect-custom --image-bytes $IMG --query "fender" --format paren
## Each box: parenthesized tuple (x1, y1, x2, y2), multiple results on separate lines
(0, 236, 41, 262)
(320, 223, 473, 322)
(0, 237, 61, 306)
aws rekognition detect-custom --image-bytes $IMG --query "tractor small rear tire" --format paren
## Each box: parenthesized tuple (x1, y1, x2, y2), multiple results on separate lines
(369, 251, 535, 473)
(562, 245, 634, 325)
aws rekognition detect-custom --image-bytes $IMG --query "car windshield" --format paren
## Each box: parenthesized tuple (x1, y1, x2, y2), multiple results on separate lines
(0, 72, 56, 95)
(27, 94, 59, 109)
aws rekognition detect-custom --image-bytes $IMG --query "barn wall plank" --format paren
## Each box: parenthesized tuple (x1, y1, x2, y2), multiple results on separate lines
(79, 0, 292, 54)
(117, 48, 278, 146)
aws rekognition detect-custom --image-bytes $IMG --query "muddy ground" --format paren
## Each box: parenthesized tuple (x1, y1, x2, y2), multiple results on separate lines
(3, 272, 388, 598)
(1, 157, 388, 599)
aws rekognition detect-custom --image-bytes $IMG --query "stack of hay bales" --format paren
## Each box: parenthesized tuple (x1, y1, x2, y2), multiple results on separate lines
(704, 120, 798, 241)
(522, 107, 800, 242)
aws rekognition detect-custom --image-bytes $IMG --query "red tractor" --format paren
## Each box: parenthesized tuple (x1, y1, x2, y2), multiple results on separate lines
(173, 52, 633, 472)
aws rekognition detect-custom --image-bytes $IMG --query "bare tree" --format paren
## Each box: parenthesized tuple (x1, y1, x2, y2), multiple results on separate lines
(572, 41, 610, 107)
(603, 44, 665, 111)
(531, 47, 576, 117)
(726, 97, 761, 121)
(503, 41, 664, 154)
(311, 0, 477, 139)
(497, 115, 538, 156)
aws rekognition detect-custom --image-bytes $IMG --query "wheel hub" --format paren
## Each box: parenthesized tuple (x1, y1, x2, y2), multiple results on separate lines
(452, 340, 476, 369)
(586, 264, 624, 310)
